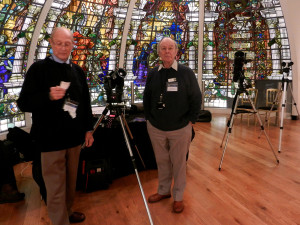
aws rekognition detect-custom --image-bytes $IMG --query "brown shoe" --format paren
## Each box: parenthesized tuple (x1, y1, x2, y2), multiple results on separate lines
(148, 193, 171, 203)
(69, 212, 85, 223)
(173, 201, 184, 213)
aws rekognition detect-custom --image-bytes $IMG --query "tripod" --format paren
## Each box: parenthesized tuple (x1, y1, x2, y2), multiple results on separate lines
(219, 76, 279, 170)
(82, 103, 154, 225)
(259, 62, 299, 152)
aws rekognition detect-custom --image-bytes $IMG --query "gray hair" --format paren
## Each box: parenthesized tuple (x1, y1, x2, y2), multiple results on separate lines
(50, 27, 74, 42)
(157, 37, 178, 52)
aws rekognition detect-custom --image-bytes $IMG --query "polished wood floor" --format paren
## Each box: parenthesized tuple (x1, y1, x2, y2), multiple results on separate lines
(1, 113, 300, 225)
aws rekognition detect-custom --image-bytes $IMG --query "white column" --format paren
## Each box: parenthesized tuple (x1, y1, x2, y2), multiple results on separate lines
(198, 0, 205, 90)
(280, 0, 300, 117)
(25, 0, 54, 128)
(118, 0, 137, 68)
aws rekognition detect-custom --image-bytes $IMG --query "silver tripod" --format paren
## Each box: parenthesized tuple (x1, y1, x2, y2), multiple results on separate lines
(278, 62, 300, 153)
(219, 77, 279, 170)
(82, 103, 154, 225)
(259, 62, 299, 152)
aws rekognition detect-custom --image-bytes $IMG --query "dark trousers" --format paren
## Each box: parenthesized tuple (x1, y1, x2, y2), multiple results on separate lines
(0, 148, 16, 187)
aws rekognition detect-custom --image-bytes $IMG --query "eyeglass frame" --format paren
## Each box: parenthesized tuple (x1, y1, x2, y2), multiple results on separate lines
(51, 40, 74, 49)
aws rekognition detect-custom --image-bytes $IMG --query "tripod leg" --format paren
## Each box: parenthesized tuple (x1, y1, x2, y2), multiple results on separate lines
(246, 93, 279, 163)
(278, 81, 288, 153)
(81, 105, 109, 150)
(220, 116, 230, 148)
(120, 113, 146, 169)
(118, 115, 154, 225)
(219, 93, 240, 170)
(220, 93, 239, 148)
(288, 82, 300, 117)
(258, 90, 281, 139)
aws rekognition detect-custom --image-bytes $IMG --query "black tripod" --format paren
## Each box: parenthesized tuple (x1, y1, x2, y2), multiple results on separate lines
(82, 103, 154, 225)
(219, 75, 279, 170)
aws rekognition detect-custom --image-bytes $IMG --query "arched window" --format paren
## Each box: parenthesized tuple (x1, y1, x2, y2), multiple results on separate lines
(0, 0, 292, 133)
(203, 0, 291, 108)
(0, 0, 45, 132)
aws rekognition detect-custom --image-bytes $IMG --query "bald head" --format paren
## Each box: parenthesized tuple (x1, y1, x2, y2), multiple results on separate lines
(50, 27, 74, 42)
(49, 27, 74, 62)
(157, 37, 178, 53)
(157, 37, 178, 68)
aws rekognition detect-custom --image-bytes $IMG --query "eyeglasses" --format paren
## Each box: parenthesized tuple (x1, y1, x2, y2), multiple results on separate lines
(52, 40, 74, 48)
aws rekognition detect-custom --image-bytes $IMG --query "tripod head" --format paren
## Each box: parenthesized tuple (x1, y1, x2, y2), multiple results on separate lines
(233, 51, 252, 92)
(234, 69, 252, 94)
(281, 61, 293, 75)
(280, 61, 293, 86)
(107, 103, 126, 116)
(104, 68, 127, 103)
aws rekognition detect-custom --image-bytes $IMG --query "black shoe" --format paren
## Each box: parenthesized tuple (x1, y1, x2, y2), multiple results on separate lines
(69, 212, 86, 223)
(0, 191, 25, 204)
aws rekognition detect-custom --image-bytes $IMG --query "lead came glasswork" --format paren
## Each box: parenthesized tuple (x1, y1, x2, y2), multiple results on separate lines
(0, 0, 292, 132)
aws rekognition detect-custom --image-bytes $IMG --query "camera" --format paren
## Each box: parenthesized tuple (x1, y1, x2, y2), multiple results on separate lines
(104, 68, 127, 103)
(233, 51, 251, 82)
(281, 61, 294, 74)
(156, 94, 165, 110)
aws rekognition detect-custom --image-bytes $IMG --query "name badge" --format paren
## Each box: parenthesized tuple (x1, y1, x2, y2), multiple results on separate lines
(168, 78, 177, 82)
(63, 99, 78, 119)
(167, 82, 178, 92)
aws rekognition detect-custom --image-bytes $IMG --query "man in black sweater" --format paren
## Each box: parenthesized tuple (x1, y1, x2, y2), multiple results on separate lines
(143, 37, 202, 213)
(17, 27, 94, 225)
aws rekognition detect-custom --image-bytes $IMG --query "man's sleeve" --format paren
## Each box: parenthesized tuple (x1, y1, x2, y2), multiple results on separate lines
(17, 63, 52, 113)
(187, 70, 202, 124)
(143, 71, 153, 120)
(77, 67, 94, 132)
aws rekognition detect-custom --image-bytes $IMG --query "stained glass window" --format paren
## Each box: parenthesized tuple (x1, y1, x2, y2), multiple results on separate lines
(0, 0, 292, 133)
(124, 0, 200, 102)
(35, 0, 128, 107)
(203, 0, 291, 108)
(0, 0, 45, 132)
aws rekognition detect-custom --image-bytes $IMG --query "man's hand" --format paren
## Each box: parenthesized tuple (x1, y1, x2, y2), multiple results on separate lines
(84, 131, 94, 148)
(49, 86, 66, 100)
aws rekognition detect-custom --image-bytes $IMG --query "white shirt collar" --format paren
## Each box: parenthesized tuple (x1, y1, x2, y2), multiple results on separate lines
(51, 54, 70, 64)
(158, 60, 178, 71)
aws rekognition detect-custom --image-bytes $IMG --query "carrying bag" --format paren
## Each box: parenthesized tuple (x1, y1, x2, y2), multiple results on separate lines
(77, 154, 113, 192)
(197, 110, 212, 122)
(0, 139, 20, 165)
(6, 127, 34, 162)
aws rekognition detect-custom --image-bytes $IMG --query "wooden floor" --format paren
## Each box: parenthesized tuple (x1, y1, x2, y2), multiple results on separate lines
(1, 114, 300, 225)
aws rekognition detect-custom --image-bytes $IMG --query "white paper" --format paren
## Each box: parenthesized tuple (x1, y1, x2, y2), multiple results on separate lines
(60, 81, 70, 90)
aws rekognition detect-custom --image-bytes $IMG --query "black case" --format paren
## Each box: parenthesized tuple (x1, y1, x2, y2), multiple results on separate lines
(197, 110, 212, 122)
(77, 147, 113, 192)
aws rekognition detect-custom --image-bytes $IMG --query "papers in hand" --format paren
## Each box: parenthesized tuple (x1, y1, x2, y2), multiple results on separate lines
(60, 81, 70, 90)
(60, 82, 77, 119)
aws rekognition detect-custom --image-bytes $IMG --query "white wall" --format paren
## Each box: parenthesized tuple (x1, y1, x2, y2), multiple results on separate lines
(281, 0, 300, 116)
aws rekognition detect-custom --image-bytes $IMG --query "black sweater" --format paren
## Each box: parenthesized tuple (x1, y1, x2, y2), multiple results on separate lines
(17, 57, 93, 152)
(143, 63, 202, 131)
